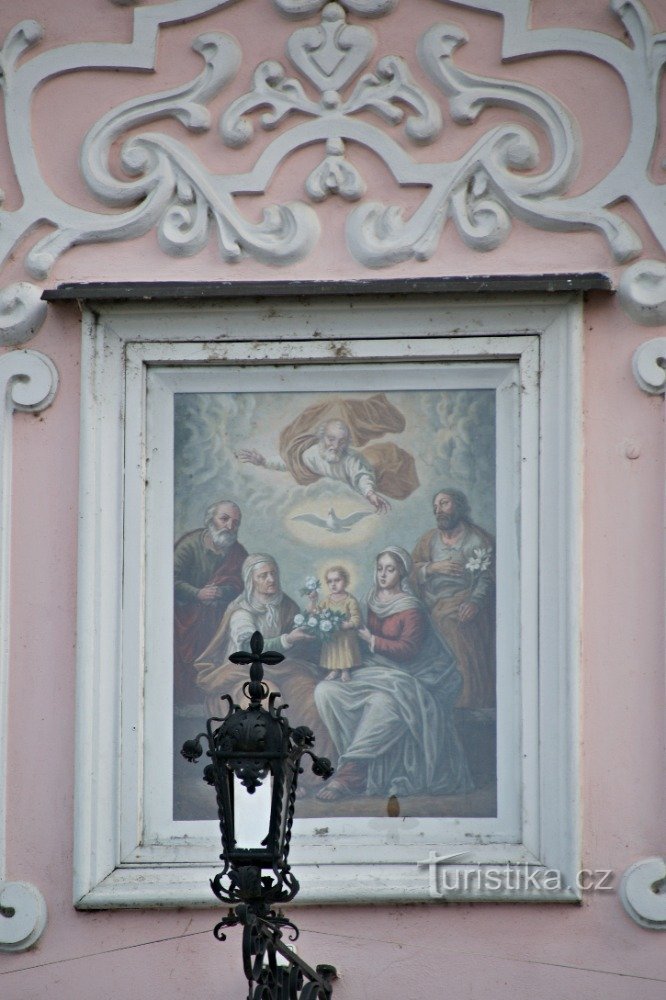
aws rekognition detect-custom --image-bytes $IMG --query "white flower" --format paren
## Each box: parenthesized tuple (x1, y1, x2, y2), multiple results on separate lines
(320, 620, 333, 632)
(307, 616, 319, 628)
(305, 576, 319, 592)
(322, 609, 331, 618)
(294, 614, 305, 626)
(465, 547, 492, 573)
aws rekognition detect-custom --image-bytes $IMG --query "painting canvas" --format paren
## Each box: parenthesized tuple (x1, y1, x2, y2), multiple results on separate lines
(172, 385, 497, 822)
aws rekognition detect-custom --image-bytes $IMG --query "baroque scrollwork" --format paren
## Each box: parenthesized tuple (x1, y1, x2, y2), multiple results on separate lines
(220, 4, 442, 150)
(0, 0, 664, 296)
(78, 31, 319, 267)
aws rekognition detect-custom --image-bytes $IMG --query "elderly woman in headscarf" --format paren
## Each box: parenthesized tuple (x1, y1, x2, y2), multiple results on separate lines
(195, 553, 335, 768)
(314, 546, 472, 801)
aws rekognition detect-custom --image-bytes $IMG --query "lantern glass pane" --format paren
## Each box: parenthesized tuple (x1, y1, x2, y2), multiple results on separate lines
(233, 774, 272, 850)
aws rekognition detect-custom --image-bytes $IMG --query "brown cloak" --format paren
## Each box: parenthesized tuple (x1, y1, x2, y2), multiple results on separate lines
(173, 536, 247, 706)
(278, 392, 419, 500)
(411, 525, 496, 709)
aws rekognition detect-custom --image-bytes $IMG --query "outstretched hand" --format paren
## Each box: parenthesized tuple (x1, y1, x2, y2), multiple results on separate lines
(287, 626, 313, 644)
(367, 491, 390, 514)
(236, 448, 266, 466)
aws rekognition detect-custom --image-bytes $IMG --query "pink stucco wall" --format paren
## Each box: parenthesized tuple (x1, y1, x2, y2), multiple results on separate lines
(1, 1, 664, 997)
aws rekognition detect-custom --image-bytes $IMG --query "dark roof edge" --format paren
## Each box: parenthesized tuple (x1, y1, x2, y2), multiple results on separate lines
(42, 274, 613, 302)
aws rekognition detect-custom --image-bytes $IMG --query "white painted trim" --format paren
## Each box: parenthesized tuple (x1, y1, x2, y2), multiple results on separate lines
(0, 349, 55, 950)
(73, 294, 581, 908)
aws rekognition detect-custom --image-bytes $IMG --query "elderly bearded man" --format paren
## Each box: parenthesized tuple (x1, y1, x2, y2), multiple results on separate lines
(239, 419, 391, 512)
(412, 489, 496, 709)
(195, 554, 335, 770)
(237, 392, 420, 513)
(173, 500, 247, 707)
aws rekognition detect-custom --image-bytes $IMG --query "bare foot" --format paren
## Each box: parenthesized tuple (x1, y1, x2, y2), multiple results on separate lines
(316, 777, 348, 801)
(324, 670, 339, 681)
(315, 764, 365, 801)
(341, 670, 351, 682)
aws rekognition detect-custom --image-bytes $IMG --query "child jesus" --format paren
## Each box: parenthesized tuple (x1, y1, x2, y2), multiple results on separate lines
(312, 565, 362, 682)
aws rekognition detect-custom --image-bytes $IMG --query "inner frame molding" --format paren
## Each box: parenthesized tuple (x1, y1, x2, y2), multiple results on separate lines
(73, 291, 581, 908)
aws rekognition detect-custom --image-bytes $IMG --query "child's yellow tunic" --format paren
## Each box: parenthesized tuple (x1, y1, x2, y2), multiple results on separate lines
(319, 594, 362, 671)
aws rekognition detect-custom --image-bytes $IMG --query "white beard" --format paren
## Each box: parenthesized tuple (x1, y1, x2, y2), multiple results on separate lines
(319, 445, 345, 464)
(207, 527, 236, 553)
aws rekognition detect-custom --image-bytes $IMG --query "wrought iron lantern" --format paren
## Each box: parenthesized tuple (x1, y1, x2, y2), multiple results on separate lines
(181, 631, 336, 999)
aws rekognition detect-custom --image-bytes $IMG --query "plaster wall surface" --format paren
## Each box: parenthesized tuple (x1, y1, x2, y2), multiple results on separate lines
(0, 1, 664, 997)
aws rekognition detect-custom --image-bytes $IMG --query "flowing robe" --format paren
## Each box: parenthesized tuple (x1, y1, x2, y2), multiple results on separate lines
(314, 601, 472, 797)
(195, 591, 336, 773)
(278, 393, 419, 500)
(173, 532, 247, 706)
(411, 524, 495, 709)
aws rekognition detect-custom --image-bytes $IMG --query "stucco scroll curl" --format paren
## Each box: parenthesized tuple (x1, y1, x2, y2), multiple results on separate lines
(446, 0, 666, 322)
(0, 349, 56, 952)
(620, 858, 666, 930)
(632, 337, 666, 394)
(78, 31, 320, 267)
(0, 0, 241, 279)
(620, 261, 666, 328)
(0, 881, 48, 952)
(0, 283, 48, 347)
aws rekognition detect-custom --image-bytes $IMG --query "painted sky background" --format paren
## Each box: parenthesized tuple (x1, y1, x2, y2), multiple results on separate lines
(174, 389, 496, 605)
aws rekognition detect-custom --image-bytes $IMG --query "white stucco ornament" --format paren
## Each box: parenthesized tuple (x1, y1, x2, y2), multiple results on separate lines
(0, 349, 58, 412)
(273, 0, 398, 18)
(0, 349, 56, 952)
(0, 283, 48, 347)
(0, 881, 48, 952)
(620, 858, 666, 930)
(632, 337, 666, 394)
(0, 0, 664, 280)
(619, 261, 666, 327)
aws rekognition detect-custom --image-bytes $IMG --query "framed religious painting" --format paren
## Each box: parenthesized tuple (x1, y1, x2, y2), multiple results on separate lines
(72, 290, 581, 907)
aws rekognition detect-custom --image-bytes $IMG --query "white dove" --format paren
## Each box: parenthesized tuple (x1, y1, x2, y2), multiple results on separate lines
(291, 506, 373, 533)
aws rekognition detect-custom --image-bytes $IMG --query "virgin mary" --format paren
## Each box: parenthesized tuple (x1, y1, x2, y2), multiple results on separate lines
(314, 546, 473, 800)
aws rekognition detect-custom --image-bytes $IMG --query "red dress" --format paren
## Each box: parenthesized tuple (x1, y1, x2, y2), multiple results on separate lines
(366, 607, 427, 664)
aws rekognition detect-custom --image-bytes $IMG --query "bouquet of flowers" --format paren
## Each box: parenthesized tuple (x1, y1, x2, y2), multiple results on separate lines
(294, 577, 348, 640)
(293, 607, 348, 641)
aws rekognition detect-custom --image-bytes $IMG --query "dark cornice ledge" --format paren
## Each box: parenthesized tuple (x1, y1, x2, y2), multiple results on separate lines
(42, 274, 613, 302)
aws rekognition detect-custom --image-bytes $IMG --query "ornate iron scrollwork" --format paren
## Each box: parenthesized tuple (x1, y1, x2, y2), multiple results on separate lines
(182, 631, 336, 999)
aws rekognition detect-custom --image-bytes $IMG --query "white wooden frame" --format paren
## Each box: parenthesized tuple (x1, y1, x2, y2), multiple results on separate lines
(73, 294, 581, 908)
